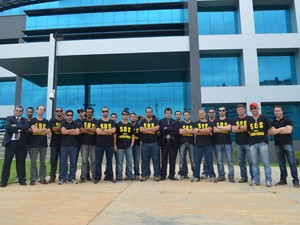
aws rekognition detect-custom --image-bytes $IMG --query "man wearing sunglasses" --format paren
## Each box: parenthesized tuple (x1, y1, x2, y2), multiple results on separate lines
(139, 107, 160, 181)
(94, 107, 116, 183)
(48, 107, 65, 183)
(60, 110, 80, 184)
(213, 106, 235, 183)
(247, 102, 273, 187)
(1, 106, 29, 187)
(114, 109, 135, 181)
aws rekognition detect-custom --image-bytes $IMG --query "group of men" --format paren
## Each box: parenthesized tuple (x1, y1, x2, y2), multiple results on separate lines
(0, 102, 299, 188)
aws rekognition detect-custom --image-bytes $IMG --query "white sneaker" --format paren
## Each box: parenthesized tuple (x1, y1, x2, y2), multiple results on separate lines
(174, 173, 183, 181)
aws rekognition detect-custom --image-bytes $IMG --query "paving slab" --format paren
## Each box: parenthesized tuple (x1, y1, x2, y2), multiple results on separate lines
(0, 166, 299, 225)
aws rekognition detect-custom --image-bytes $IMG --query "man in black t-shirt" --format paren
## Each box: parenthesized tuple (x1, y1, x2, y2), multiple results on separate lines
(94, 107, 116, 183)
(60, 109, 80, 184)
(139, 107, 160, 181)
(48, 107, 65, 183)
(114, 109, 135, 181)
(247, 102, 273, 187)
(232, 104, 253, 183)
(29, 105, 50, 185)
(193, 109, 217, 183)
(213, 106, 234, 182)
(79, 107, 97, 183)
(177, 110, 194, 180)
(271, 105, 299, 188)
(130, 113, 141, 180)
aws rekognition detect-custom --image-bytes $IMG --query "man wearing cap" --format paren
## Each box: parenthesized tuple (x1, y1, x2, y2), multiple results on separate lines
(232, 104, 253, 183)
(271, 105, 299, 188)
(114, 109, 135, 181)
(247, 102, 273, 187)
(213, 106, 235, 183)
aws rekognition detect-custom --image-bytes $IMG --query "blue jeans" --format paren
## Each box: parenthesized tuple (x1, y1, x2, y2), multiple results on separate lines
(274, 145, 299, 182)
(60, 146, 78, 181)
(141, 142, 160, 177)
(117, 147, 134, 180)
(202, 145, 216, 176)
(178, 142, 195, 176)
(132, 144, 141, 176)
(249, 142, 272, 184)
(215, 144, 234, 178)
(194, 145, 215, 179)
(95, 146, 114, 180)
(236, 144, 253, 180)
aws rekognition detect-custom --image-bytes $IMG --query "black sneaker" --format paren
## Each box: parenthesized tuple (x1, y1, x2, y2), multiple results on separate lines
(79, 179, 86, 183)
(293, 181, 299, 188)
(229, 177, 235, 183)
(86, 175, 92, 181)
(93, 179, 100, 184)
(48, 177, 56, 183)
(217, 176, 225, 182)
(275, 180, 287, 186)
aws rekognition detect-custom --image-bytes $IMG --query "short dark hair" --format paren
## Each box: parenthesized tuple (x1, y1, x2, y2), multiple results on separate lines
(130, 113, 136, 116)
(86, 107, 94, 113)
(37, 105, 45, 111)
(218, 106, 226, 110)
(110, 113, 117, 117)
(164, 107, 172, 114)
(236, 104, 245, 109)
(15, 105, 24, 111)
(174, 110, 181, 115)
(145, 107, 152, 112)
(274, 105, 282, 110)
(66, 109, 74, 115)
(26, 106, 34, 112)
(183, 110, 190, 115)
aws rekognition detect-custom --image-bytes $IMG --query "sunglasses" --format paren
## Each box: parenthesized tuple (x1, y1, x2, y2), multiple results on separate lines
(146, 111, 152, 113)
(209, 112, 215, 114)
(122, 113, 129, 116)
(218, 110, 226, 112)
(66, 114, 73, 117)
(56, 110, 62, 112)
(250, 107, 257, 110)
(102, 110, 108, 113)
(15, 109, 23, 112)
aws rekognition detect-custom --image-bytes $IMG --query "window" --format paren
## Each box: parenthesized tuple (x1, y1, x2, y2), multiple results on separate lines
(200, 55, 241, 87)
(254, 6, 292, 34)
(258, 54, 297, 86)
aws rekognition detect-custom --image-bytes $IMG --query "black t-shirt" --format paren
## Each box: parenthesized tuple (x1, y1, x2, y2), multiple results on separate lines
(194, 120, 213, 147)
(247, 115, 271, 145)
(60, 120, 80, 146)
(96, 119, 116, 147)
(139, 118, 159, 143)
(74, 118, 83, 145)
(115, 121, 134, 149)
(133, 123, 140, 145)
(233, 115, 250, 145)
(179, 121, 194, 144)
(272, 117, 293, 145)
(213, 118, 232, 145)
(29, 118, 50, 148)
(50, 117, 65, 147)
(80, 118, 97, 145)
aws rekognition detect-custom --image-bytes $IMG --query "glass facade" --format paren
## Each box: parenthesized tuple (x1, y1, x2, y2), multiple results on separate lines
(198, 7, 238, 35)
(258, 54, 297, 86)
(0, 81, 15, 105)
(254, 6, 292, 34)
(0, 0, 185, 16)
(200, 55, 241, 87)
(261, 103, 300, 141)
(26, 9, 185, 30)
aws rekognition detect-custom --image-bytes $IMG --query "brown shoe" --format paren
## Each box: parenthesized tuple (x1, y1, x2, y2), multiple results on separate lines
(238, 178, 248, 183)
(217, 176, 225, 182)
(293, 181, 299, 188)
(40, 180, 48, 185)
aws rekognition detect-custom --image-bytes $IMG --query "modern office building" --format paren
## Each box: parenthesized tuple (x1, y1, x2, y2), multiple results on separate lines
(0, 0, 300, 140)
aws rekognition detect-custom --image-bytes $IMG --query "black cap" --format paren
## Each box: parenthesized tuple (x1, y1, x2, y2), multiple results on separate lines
(122, 109, 129, 114)
(77, 108, 84, 113)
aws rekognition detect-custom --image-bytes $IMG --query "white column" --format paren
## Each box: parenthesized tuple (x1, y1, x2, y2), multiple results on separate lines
(46, 34, 56, 120)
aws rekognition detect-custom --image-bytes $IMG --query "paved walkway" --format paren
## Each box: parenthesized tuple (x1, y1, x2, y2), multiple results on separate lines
(0, 166, 299, 225)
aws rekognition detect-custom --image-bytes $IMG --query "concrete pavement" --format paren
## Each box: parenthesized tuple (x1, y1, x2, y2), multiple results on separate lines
(0, 166, 300, 225)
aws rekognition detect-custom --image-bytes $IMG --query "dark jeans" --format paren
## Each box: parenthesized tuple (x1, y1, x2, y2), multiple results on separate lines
(95, 146, 114, 180)
(132, 144, 141, 176)
(49, 146, 60, 179)
(275, 144, 299, 182)
(1, 141, 27, 184)
(141, 142, 160, 177)
(60, 146, 78, 181)
(194, 145, 215, 179)
(161, 142, 178, 178)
